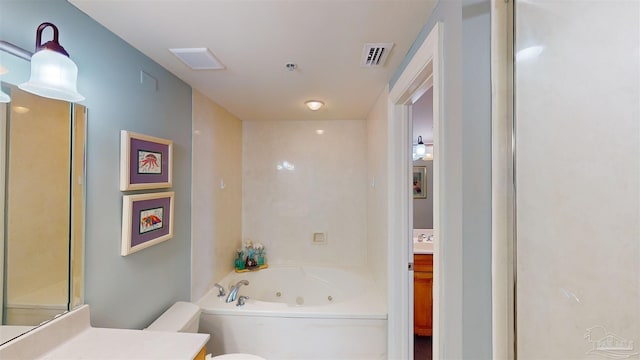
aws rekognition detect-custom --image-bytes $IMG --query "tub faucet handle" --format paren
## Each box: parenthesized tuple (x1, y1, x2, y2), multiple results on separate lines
(237, 295, 249, 307)
(214, 283, 226, 297)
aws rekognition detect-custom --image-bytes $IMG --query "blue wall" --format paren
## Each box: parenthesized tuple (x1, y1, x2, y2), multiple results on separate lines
(1, 0, 193, 329)
(391, 0, 493, 358)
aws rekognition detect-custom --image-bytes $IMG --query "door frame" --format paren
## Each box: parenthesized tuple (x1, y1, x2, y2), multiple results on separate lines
(0, 103, 5, 322)
(491, 0, 516, 358)
(388, 22, 442, 359)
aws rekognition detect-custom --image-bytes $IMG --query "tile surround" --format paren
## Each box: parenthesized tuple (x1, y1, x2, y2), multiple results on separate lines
(515, 1, 640, 357)
(243, 120, 367, 267)
(191, 90, 243, 301)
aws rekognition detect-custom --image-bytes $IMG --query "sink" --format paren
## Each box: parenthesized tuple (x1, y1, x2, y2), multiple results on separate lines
(413, 228, 434, 254)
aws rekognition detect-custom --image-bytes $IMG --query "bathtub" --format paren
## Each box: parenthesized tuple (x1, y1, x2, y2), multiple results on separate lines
(197, 264, 387, 359)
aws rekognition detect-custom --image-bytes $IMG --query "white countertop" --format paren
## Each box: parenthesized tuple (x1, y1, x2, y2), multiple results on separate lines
(0, 305, 209, 360)
(0, 326, 34, 345)
(41, 327, 208, 359)
(413, 241, 433, 254)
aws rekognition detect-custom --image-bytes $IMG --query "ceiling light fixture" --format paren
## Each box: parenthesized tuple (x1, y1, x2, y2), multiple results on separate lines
(305, 100, 324, 111)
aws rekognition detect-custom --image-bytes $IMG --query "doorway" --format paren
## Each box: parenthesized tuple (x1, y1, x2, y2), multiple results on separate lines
(387, 22, 442, 360)
(411, 88, 435, 360)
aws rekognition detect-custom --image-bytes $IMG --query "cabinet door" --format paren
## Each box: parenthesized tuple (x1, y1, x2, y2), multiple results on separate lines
(414, 270, 433, 336)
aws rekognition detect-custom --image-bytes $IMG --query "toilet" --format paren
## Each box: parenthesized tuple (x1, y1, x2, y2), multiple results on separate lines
(146, 301, 265, 360)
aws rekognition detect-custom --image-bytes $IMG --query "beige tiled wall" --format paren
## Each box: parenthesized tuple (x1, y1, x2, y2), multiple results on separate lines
(191, 90, 243, 301)
(515, 1, 640, 357)
(242, 119, 367, 267)
(366, 88, 389, 288)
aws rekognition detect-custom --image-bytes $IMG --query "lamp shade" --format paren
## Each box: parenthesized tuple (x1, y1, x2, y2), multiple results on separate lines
(415, 136, 426, 155)
(1, 64, 9, 102)
(0, 89, 9, 103)
(19, 49, 84, 102)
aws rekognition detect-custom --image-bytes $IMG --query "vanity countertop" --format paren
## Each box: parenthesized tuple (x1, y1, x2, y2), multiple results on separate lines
(0, 326, 34, 345)
(0, 305, 209, 360)
(41, 327, 208, 359)
(413, 241, 433, 254)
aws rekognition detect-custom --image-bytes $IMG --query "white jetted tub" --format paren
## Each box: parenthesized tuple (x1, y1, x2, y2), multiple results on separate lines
(197, 264, 387, 359)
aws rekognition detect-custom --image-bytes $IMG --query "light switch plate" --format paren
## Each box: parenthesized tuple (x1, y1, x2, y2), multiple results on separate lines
(312, 232, 327, 245)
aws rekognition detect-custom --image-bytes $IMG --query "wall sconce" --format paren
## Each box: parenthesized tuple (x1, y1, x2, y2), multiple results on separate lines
(413, 136, 433, 161)
(0, 65, 10, 103)
(0, 22, 84, 103)
(305, 100, 324, 111)
(0, 89, 9, 103)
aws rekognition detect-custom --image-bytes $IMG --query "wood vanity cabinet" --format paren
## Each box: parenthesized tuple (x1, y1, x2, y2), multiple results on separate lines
(194, 347, 206, 360)
(414, 254, 433, 336)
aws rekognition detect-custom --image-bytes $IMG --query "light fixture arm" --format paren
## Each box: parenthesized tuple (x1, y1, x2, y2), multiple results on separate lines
(0, 23, 70, 60)
(35, 22, 69, 57)
(0, 40, 33, 61)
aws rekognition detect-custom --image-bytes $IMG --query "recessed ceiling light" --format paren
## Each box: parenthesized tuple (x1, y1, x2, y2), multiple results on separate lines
(169, 48, 225, 70)
(305, 100, 324, 111)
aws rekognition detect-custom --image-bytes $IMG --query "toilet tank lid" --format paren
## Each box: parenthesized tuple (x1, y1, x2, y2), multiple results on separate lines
(146, 301, 201, 332)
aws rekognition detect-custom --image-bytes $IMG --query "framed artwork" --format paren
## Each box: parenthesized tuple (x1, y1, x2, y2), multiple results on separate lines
(413, 166, 427, 199)
(120, 130, 173, 191)
(121, 191, 174, 256)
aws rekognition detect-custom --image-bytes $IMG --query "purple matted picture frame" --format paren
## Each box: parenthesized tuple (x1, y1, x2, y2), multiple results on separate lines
(121, 191, 174, 256)
(120, 130, 173, 191)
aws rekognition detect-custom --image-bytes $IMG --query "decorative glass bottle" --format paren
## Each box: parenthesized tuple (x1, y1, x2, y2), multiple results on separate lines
(235, 251, 245, 270)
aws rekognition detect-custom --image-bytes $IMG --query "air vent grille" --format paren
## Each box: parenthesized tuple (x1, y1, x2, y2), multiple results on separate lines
(360, 43, 394, 67)
(169, 48, 225, 70)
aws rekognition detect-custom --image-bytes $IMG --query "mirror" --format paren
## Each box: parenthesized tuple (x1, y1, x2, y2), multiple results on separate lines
(0, 83, 86, 344)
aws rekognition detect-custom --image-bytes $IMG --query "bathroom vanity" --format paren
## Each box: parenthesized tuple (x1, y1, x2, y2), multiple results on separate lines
(0, 305, 209, 359)
(413, 253, 433, 336)
(413, 229, 433, 337)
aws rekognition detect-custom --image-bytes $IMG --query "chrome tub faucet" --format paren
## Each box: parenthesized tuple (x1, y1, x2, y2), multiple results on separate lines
(226, 280, 249, 303)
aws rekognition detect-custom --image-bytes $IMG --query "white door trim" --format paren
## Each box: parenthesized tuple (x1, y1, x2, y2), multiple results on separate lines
(0, 103, 6, 322)
(388, 22, 442, 360)
(491, 0, 515, 358)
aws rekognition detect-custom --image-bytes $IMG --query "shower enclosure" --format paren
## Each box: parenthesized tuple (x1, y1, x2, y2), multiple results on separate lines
(513, 1, 639, 358)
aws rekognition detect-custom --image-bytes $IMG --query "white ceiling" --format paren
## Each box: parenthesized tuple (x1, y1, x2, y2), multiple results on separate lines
(68, 0, 436, 121)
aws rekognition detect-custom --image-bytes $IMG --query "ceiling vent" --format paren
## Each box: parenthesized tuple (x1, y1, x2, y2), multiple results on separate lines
(169, 48, 225, 70)
(360, 43, 394, 67)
